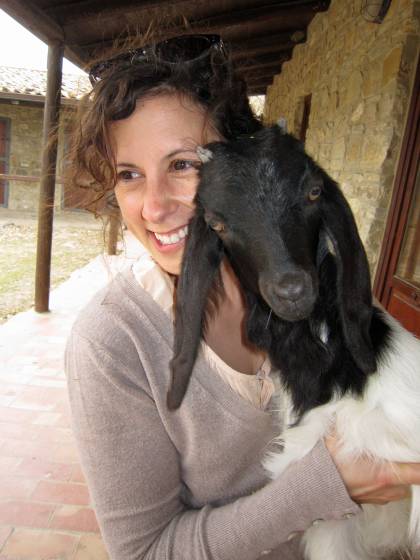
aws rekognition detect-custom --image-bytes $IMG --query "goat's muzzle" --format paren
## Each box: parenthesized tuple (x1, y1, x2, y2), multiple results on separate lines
(259, 270, 318, 322)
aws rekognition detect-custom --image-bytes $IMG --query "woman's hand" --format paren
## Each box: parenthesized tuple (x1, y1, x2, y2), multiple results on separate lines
(325, 433, 420, 505)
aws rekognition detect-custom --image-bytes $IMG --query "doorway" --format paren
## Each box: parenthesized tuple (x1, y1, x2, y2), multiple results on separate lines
(374, 60, 420, 337)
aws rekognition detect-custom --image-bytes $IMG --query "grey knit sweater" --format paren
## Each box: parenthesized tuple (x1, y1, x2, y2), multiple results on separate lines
(65, 268, 359, 560)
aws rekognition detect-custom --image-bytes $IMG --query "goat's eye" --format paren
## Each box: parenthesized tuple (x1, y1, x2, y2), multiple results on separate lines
(308, 186, 322, 201)
(209, 220, 226, 233)
(204, 211, 226, 233)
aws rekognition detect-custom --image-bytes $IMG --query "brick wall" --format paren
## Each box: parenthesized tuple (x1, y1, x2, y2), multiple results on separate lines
(264, 0, 419, 274)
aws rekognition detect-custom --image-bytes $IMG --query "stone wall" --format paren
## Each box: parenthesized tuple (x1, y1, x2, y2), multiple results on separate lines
(264, 0, 419, 274)
(0, 102, 70, 211)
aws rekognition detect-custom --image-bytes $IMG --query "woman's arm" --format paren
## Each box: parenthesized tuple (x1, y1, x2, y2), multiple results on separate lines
(66, 328, 359, 560)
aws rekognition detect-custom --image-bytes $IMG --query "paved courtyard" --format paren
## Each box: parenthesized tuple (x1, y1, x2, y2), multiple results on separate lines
(0, 232, 143, 559)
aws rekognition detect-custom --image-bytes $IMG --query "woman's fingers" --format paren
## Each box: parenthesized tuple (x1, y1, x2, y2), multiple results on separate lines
(388, 461, 420, 486)
(353, 484, 411, 505)
(325, 433, 419, 505)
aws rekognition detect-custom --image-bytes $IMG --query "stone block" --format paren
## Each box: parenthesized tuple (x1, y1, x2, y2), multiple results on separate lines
(382, 45, 403, 86)
(331, 136, 346, 162)
(362, 61, 382, 98)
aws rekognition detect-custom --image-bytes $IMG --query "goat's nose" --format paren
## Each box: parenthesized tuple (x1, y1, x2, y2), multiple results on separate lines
(274, 272, 308, 302)
(259, 269, 318, 321)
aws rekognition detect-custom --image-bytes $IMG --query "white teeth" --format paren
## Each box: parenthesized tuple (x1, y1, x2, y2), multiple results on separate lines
(154, 225, 188, 246)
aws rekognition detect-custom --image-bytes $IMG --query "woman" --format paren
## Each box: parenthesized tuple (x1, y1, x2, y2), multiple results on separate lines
(65, 35, 420, 559)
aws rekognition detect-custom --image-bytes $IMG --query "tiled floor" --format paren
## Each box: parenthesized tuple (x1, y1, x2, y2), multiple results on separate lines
(0, 234, 143, 559)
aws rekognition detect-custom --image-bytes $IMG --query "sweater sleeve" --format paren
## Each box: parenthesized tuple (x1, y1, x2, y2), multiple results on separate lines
(65, 329, 359, 560)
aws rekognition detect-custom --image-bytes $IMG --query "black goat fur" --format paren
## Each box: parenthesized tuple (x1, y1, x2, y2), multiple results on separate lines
(167, 126, 391, 414)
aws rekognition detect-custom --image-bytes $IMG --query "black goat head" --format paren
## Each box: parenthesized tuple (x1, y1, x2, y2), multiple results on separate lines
(167, 126, 376, 410)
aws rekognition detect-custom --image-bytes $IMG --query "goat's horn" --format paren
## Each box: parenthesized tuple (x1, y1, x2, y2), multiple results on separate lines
(196, 146, 213, 163)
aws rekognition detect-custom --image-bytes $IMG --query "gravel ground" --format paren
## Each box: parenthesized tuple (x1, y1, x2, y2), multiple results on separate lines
(0, 216, 105, 323)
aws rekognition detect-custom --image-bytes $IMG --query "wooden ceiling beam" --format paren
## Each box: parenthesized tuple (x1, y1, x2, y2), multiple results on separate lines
(61, 1, 324, 44)
(235, 51, 291, 68)
(74, 28, 306, 52)
(53, 0, 327, 27)
(246, 83, 273, 95)
(72, 29, 305, 64)
(45, 0, 171, 19)
(248, 86, 268, 95)
(230, 30, 305, 55)
(239, 66, 283, 80)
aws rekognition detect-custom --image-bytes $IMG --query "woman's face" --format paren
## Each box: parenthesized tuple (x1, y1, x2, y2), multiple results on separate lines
(111, 93, 219, 275)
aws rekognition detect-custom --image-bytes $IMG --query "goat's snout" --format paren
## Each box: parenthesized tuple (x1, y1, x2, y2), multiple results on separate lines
(259, 270, 318, 322)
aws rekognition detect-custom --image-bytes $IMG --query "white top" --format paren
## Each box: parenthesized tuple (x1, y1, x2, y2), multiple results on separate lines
(132, 254, 276, 410)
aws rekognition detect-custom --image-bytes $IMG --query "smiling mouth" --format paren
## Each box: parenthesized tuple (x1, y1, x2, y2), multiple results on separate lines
(152, 225, 189, 246)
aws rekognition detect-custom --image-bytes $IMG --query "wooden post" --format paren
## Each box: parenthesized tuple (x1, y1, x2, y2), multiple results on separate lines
(107, 213, 120, 256)
(35, 42, 64, 312)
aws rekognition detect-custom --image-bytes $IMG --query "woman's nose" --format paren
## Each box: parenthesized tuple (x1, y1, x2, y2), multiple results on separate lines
(141, 178, 178, 223)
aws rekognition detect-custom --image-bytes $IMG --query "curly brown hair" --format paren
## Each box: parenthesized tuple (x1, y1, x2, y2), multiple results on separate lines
(65, 35, 262, 215)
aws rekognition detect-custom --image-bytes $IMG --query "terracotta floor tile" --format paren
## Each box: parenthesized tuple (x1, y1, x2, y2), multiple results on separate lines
(0, 396, 16, 406)
(0, 456, 22, 474)
(49, 442, 80, 464)
(73, 534, 109, 560)
(1, 529, 79, 559)
(50, 506, 100, 533)
(0, 374, 34, 387)
(16, 457, 74, 482)
(29, 425, 74, 445)
(28, 377, 67, 388)
(0, 384, 25, 400)
(1, 438, 54, 460)
(0, 422, 28, 440)
(31, 480, 90, 506)
(70, 465, 86, 484)
(0, 408, 35, 425)
(31, 412, 63, 426)
(0, 240, 140, 560)
(10, 386, 67, 412)
(0, 501, 54, 528)
(0, 476, 39, 500)
(0, 526, 13, 549)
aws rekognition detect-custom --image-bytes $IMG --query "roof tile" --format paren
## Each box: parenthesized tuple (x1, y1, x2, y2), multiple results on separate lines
(0, 66, 90, 100)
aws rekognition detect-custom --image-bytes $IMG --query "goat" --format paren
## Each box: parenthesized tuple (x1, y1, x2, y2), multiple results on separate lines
(167, 125, 420, 560)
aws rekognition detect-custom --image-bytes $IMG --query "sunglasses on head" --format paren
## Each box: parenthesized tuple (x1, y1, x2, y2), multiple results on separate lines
(89, 34, 226, 85)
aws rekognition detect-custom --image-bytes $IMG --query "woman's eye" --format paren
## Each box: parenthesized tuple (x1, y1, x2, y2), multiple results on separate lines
(117, 170, 142, 182)
(171, 159, 201, 172)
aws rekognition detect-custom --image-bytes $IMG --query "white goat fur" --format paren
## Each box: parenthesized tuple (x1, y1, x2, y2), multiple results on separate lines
(264, 312, 420, 560)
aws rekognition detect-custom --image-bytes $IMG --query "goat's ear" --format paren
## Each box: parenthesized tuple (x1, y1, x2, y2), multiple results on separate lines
(321, 180, 376, 374)
(167, 212, 224, 410)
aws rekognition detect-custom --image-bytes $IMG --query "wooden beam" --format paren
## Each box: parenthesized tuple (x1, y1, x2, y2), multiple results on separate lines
(35, 43, 64, 313)
(245, 77, 274, 90)
(61, 0, 322, 44)
(57, 0, 326, 26)
(236, 51, 291, 69)
(75, 30, 304, 67)
(248, 85, 269, 95)
(46, 0, 187, 21)
(230, 32, 304, 59)
(241, 67, 282, 81)
(1, 0, 64, 44)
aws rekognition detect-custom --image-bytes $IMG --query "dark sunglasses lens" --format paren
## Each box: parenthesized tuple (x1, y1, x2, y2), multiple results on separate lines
(156, 36, 216, 63)
(89, 35, 222, 83)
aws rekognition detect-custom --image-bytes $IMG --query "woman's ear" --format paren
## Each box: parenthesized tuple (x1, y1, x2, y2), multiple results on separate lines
(167, 211, 224, 410)
(320, 179, 376, 374)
